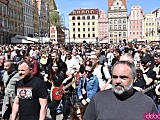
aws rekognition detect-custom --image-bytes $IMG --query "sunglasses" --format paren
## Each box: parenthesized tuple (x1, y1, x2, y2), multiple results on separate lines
(85, 70, 92, 73)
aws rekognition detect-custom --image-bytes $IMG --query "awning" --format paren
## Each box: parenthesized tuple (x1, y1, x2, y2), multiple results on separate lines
(11, 37, 34, 43)
(99, 40, 108, 43)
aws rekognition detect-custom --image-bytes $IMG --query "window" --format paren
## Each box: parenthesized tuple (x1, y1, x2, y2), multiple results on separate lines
(73, 28, 75, 31)
(92, 22, 95, 25)
(123, 19, 126, 23)
(118, 25, 121, 29)
(83, 28, 85, 31)
(92, 28, 95, 31)
(83, 34, 85, 37)
(78, 28, 80, 31)
(78, 34, 80, 38)
(123, 32, 126, 37)
(87, 16, 90, 19)
(72, 16, 75, 20)
(73, 34, 75, 39)
(0, 5, 2, 14)
(93, 34, 95, 37)
(88, 28, 90, 31)
(83, 22, 85, 25)
(78, 22, 80, 25)
(88, 22, 90, 25)
(92, 16, 95, 19)
(73, 23, 75, 26)
(82, 16, 85, 19)
(88, 34, 90, 37)
(77, 16, 80, 20)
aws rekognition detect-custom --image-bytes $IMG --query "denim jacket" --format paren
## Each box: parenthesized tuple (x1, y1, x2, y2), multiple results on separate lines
(77, 74, 99, 103)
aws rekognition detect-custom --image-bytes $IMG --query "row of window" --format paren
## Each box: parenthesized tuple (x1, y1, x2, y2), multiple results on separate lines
(73, 10, 95, 14)
(110, 32, 127, 37)
(109, 25, 126, 30)
(109, 19, 126, 24)
(24, 26, 34, 35)
(24, 16, 33, 24)
(130, 26, 142, 29)
(130, 32, 142, 35)
(73, 33, 96, 38)
(8, 9, 23, 21)
(72, 15, 96, 20)
(0, 4, 7, 15)
(72, 22, 95, 26)
(8, 23, 23, 32)
(10, 0, 22, 8)
(130, 21, 142, 24)
(73, 28, 95, 32)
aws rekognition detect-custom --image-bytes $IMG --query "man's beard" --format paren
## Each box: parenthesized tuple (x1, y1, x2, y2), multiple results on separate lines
(112, 80, 133, 95)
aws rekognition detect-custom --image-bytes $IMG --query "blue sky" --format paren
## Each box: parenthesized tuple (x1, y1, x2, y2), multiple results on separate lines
(55, 0, 160, 27)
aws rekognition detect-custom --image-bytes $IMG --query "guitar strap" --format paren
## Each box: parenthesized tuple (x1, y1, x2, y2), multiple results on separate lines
(81, 77, 87, 99)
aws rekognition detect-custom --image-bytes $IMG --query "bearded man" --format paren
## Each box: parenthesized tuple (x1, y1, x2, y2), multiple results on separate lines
(84, 61, 157, 120)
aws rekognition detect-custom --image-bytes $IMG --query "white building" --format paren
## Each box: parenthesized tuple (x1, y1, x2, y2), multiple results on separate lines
(23, 0, 34, 36)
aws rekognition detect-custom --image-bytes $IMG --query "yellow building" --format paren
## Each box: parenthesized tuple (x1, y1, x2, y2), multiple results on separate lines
(144, 13, 156, 42)
(69, 8, 99, 43)
(152, 8, 160, 41)
(8, 0, 23, 38)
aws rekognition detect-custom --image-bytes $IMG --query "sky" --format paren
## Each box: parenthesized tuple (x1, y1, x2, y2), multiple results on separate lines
(54, 0, 160, 27)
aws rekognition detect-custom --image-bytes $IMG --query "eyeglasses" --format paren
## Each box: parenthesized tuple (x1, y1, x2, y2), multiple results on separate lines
(52, 66, 58, 67)
(112, 75, 129, 79)
(85, 70, 92, 73)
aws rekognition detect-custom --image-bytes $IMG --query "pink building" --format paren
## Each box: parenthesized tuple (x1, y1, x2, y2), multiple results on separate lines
(98, 10, 108, 42)
(128, 5, 144, 41)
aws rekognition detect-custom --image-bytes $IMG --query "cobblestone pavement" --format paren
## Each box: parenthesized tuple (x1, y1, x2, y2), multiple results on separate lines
(45, 108, 63, 120)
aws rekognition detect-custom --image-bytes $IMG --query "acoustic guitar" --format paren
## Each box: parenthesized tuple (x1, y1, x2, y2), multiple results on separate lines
(52, 80, 76, 100)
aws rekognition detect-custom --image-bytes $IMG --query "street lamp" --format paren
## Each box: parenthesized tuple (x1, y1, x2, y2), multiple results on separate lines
(61, 13, 65, 42)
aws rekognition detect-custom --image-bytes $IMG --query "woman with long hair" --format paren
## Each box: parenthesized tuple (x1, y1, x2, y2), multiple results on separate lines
(48, 60, 73, 120)
(70, 102, 85, 120)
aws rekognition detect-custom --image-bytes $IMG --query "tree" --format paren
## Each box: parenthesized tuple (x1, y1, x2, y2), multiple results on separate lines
(49, 10, 61, 26)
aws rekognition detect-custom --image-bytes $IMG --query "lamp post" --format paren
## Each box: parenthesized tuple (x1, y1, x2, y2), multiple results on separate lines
(61, 13, 65, 42)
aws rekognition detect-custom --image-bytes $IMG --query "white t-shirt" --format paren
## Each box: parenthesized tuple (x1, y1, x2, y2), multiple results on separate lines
(65, 57, 80, 74)
(92, 65, 111, 88)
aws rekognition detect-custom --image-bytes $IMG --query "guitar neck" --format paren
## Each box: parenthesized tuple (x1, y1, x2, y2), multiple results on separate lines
(63, 80, 75, 90)
(142, 82, 159, 93)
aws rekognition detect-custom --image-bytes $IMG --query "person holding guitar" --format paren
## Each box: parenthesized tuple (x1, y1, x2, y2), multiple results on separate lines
(47, 60, 72, 120)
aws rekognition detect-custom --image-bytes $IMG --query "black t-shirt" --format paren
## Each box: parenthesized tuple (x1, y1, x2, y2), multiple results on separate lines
(15, 76, 48, 120)
(144, 69, 156, 99)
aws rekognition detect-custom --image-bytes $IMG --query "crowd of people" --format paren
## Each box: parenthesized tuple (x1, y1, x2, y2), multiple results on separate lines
(0, 41, 159, 120)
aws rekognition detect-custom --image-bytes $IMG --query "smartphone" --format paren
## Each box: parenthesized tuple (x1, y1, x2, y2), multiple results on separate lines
(136, 61, 141, 68)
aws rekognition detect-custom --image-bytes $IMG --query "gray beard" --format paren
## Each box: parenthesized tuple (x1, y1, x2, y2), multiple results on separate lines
(112, 81, 133, 95)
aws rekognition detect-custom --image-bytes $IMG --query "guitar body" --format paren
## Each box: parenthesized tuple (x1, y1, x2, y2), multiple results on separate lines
(52, 85, 64, 100)
(52, 80, 76, 100)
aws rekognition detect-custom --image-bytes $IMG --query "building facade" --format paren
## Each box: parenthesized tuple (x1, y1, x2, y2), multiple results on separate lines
(98, 10, 108, 42)
(69, 8, 99, 43)
(152, 8, 160, 41)
(23, 0, 34, 36)
(108, 0, 128, 43)
(8, 0, 24, 42)
(0, 0, 9, 44)
(144, 13, 156, 42)
(128, 5, 144, 42)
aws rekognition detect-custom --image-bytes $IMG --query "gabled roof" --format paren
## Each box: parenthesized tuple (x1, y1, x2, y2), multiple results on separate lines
(108, 0, 126, 9)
